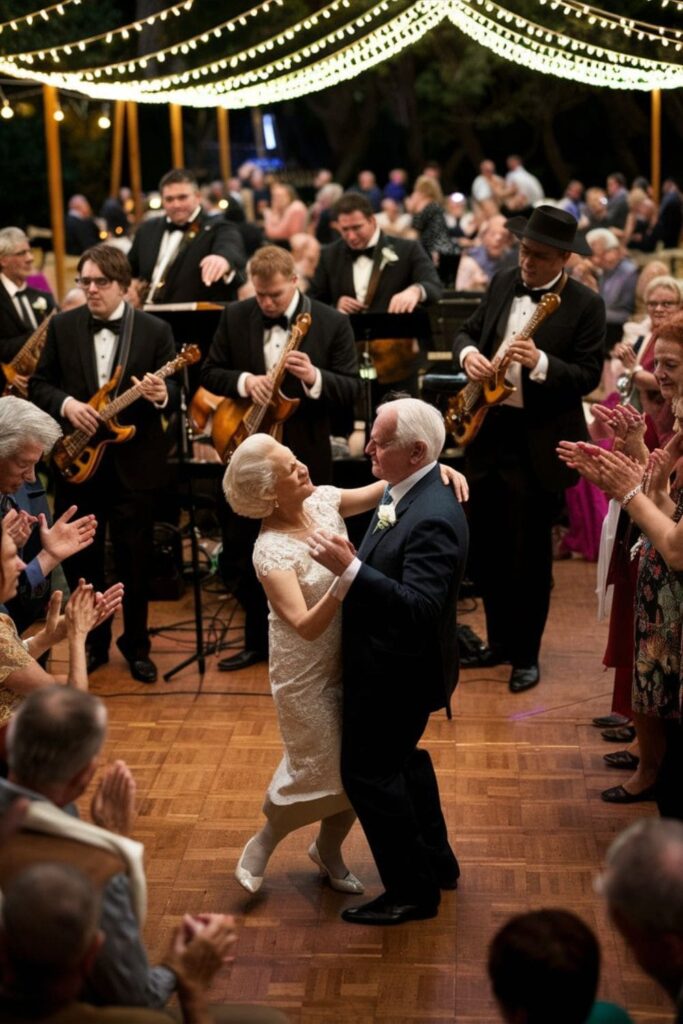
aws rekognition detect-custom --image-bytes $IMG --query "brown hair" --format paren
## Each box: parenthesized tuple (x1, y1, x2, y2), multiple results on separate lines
(77, 244, 132, 288)
(654, 308, 683, 346)
(249, 245, 296, 280)
(159, 168, 199, 193)
(333, 193, 375, 220)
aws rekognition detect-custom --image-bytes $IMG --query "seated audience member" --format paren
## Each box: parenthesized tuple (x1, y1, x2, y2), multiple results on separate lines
(376, 197, 413, 238)
(502, 154, 544, 214)
(0, 686, 288, 1022)
(65, 195, 102, 256)
(582, 187, 609, 231)
(289, 232, 320, 290)
(249, 166, 271, 217)
(351, 169, 382, 212)
(310, 182, 343, 245)
(454, 220, 512, 292)
(407, 175, 454, 265)
(560, 180, 586, 223)
(605, 173, 629, 231)
(471, 159, 504, 218)
(622, 187, 656, 251)
(639, 178, 683, 252)
(383, 168, 408, 204)
(632, 258, 669, 319)
(488, 908, 633, 1024)
(263, 183, 308, 245)
(445, 192, 477, 244)
(587, 228, 639, 349)
(598, 818, 683, 1022)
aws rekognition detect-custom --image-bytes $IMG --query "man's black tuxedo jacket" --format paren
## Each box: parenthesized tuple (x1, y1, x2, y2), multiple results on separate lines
(453, 268, 605, 491)
(128, 212, 246, 303)
(309, 233, 443, 310)
(0, 282, 56, 362)
(343, 466, 468, 715)
(200, 296, 359, 484)
(29, 306, 178, 491)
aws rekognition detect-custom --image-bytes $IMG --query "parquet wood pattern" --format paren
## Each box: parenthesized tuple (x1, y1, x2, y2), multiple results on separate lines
(50, 560, 671, 1023)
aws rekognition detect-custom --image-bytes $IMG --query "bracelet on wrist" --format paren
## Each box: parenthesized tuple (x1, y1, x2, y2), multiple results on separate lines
(621, 483, 642, 508)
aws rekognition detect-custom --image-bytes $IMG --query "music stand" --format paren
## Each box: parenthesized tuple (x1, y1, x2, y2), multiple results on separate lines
(348, 310, 432, 439)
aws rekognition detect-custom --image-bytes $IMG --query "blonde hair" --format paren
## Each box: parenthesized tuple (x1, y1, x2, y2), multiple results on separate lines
(249, 245, 296, 281)
(414, 175, 444, 204)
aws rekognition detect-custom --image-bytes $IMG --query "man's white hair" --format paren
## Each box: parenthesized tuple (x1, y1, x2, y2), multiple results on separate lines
(0, 227, 29, 261)
(223, 434, 281, 519)
(0, 397, 62, 460)
(586, 227, 620, 251)
(383, 397, 445, 462)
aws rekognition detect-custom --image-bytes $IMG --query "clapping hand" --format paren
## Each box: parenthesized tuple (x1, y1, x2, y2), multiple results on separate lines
(90, 760, 136, 836)
(167, 913, 238, 998)
(557, 440, 605, 487)
(591, 405, 648, 463)
(3, 508, 37, 548)
(38, 506, 97, 570)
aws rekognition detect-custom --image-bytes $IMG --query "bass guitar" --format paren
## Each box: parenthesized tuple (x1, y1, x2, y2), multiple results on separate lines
(444, 292, 561, 447)
(52, 344, 201, 484)
(210, 312, 312, 463)
(1, 309, 56, 398)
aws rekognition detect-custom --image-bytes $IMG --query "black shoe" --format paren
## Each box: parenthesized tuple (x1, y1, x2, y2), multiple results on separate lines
(592, 713, 631, 728)
(458, 626, 509, 669)
(603, 751, 640, 770)
(86, 649, 109, 674)
(601, 783, 656, 804)
(509, 664, 540, 693)
(341, 894, 439, 926)
(218, 650, 267, 672)
(130, 658, 157, 684)
(601, 726, 636, 743)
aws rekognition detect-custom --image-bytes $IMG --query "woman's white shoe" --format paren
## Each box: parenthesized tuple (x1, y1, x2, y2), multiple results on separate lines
(308, 841, 364, 894)
(235, 837, 264, 894)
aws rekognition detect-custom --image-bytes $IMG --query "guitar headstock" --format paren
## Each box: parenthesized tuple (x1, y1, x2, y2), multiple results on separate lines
(293, 312, 312, 337)
(178, 344, 201, 366)
(538, 293, 561, 314)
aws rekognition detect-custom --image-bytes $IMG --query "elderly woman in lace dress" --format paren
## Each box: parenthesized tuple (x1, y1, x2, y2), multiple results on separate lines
(224, 430, 467, 896)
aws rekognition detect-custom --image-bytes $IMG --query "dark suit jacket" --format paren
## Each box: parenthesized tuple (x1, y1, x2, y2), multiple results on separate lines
(128, 212, 246, 303)
(343, 466, 468, 715)
(1, 482, 51, 632)
(29, 306, 178, 491)
(309, 233, 443, 310)
(0, 282, 56, 362)
(200, 296, 359, 484)
(453, 268, 605, 490)
(65, 213, 101, 256)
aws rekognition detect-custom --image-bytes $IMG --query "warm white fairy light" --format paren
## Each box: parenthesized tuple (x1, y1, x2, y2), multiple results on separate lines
(0, 0, 80, 36)
(538, 0, 683, 49)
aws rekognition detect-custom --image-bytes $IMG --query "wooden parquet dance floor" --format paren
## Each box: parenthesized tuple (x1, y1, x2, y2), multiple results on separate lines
(56, 560, 670, 1024)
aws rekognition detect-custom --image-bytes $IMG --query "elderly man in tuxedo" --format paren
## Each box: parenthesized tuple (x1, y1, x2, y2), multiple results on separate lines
(310, 397, 469, 925)
(201, 245, 360, 671)
(128, 168, 246, 304)
(453, 206, 605, 693)
(30, 244, 178, 683)
(0, 227, 55, 391)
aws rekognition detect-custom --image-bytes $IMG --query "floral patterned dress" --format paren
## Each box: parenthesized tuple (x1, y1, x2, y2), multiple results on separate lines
(633, 489, 683, 719)
(0, 614, 31, 723)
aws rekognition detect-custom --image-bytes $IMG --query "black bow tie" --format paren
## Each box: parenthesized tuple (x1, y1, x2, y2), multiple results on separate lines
(165, 220, 190, 233)
(90, 316, 122, 335)
(514, 281, 555, 302)
(349, 246, 375, 261)
(262, 314, 288, 332)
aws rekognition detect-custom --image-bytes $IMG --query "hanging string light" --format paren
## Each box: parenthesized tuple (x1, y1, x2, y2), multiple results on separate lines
(0, 0, 81, 37)
(537, 0, 683, 49)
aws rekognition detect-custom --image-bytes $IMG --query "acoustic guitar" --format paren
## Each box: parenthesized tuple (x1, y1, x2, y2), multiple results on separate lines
(210, 312, 312, 463)
(444, 292, 561, 447)
(52, 344, 201, 484)
(1, 309, 56, 398)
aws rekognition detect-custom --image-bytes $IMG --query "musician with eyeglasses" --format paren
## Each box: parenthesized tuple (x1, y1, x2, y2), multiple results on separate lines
(0, 228, 56, 393)
(30, 244, 178, 684)
(200, 245, 359, 672)
(452, 206, 605, 693)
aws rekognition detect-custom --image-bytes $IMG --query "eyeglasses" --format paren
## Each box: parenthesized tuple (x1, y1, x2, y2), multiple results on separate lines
(77, 276, 112, 289)
(647, 300, 678, 309)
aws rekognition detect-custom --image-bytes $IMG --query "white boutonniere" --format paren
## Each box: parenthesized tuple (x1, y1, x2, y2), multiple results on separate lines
(32, 296, 48, 313)
(379, 246, 399, 271)
(374, 502, 396, 532)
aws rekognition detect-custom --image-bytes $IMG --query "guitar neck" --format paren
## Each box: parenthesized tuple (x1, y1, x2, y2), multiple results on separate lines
(245, 314, 311, 434)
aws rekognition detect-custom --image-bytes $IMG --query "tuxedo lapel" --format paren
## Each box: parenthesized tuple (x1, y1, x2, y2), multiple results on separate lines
(247, 303, 267, 374)
(488, 276, 517, 358)
(163, 214, 209, 295)
(338, 245, 356, 300)
(74, 311, 99, 396)
(0, 281, 27, 333)
(357, 466, 439, 561)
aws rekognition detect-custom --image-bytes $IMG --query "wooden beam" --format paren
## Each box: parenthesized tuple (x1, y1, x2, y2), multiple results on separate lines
(42, 85, 65, 302)
(217, 106, 231, 182)
(110, 100, 126, 198)
(169, 103, 184, 168)
(651, 88, 662, 205)
(126, 101, 143, 223)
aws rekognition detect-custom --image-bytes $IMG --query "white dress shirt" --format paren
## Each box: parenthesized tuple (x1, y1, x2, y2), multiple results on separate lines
(149, 206, 202, 294)
(352, 227, 382, 304)
(2, 273, 37, 330)
(237, 290, 322, 400)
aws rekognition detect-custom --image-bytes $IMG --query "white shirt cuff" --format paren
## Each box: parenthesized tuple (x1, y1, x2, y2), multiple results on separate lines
(237, 372, 251, 398)
(459, 345, 478, 369)
(302, 367, 322, 400)
(529, 350, 548, 381)
(60, 396, 74, 419)
(153, 392, 169, 410)
(331, 556, 362, 600)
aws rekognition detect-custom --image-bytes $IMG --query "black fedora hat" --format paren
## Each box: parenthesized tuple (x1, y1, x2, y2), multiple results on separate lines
(505, 204, 590, 256)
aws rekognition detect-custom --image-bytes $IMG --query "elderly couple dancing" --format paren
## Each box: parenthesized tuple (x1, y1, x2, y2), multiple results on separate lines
(224, 397, 469, 926)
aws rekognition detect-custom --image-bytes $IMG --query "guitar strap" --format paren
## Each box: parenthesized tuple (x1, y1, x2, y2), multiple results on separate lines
(363, 241, 387, 310)
(111, 303, 134, 399)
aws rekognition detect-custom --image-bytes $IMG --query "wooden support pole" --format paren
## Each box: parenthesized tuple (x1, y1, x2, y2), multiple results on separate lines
(110, 100, 126, 198)
(217, 106, 231, 182)
(169, 103, 184, 168)
(42, 85, 66, 301)
(127, 101, 143, 223)
(651, 88, 662, 205)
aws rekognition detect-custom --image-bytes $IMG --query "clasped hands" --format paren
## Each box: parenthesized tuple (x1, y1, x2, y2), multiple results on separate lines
(41, 578, 125, 647)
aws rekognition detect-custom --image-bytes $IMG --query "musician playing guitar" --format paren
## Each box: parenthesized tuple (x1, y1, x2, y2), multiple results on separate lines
(200, 245, 359, 671)
(30, 244, 179, 684)
(452, 206, 605, 694)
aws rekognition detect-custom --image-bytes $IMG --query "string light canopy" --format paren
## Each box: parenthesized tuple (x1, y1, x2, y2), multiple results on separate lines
(0, 0, 680, 104)
(0, 0, 81, 36)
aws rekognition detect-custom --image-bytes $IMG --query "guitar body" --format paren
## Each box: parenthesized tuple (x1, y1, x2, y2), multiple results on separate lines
(212, 392, 301, 463)
(1, 362, 28, 398)
(189, 386, 222, 434)
(53, 418, 136, 484)
(445, 368, 515, 447)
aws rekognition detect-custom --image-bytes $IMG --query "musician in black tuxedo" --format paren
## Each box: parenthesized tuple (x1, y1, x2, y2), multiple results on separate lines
(453, 206, 605, 693)
(128, 168, 246, 304)
(201, 245, 360, 671)
(0, 228, 56, 384)
(310, 398, 468, 925)
(30, 245, 178, 683)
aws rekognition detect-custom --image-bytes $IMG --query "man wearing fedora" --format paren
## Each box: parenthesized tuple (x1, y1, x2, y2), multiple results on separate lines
(453, 206, 605, 693)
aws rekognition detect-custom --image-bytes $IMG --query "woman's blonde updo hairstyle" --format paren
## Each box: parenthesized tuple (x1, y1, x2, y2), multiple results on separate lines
(223, 434, 281, 518)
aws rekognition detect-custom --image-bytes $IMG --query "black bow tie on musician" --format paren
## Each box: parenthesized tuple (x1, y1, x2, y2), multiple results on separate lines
(89, 316, 122, 335)
(348, 245, 375, 261)
(513, 281, 555, 301)
(261, 314, 289, 331)
(165, 219, 190, 233)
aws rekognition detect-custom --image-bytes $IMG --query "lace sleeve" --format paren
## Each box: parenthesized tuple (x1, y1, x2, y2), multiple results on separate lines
(253, 533, 304, 578)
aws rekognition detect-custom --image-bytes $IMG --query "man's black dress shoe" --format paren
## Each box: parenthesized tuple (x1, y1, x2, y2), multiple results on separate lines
(458, 626, 509, 669)
(218, 650, 267, 672)
(86, 650, 109, 674)
(129, 658, 157, 684)
(341, 894, 439, 926)
(509, 664, 540, 693)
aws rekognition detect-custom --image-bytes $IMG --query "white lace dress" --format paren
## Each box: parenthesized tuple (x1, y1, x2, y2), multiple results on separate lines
(253, 486, 348, 810)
